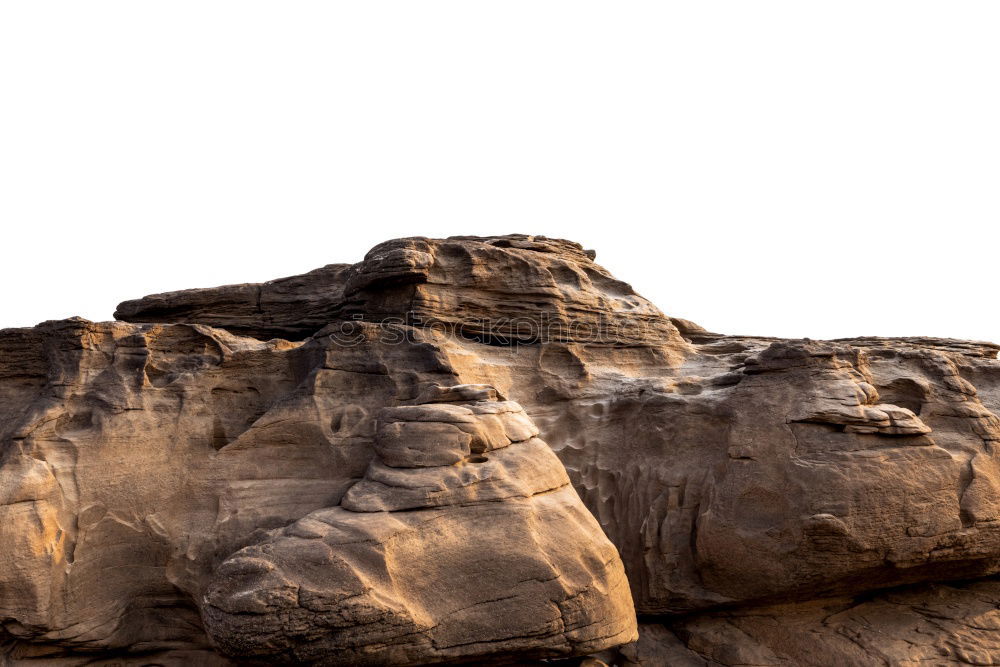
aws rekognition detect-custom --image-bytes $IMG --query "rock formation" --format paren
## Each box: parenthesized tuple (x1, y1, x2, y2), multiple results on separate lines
(114, 263, 352, 339)
(203, 386, 635, 665)
(2, 234, 1000, 665)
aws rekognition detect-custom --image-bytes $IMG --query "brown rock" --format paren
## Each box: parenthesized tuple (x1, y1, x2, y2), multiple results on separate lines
(3, 235, 1000, 664)
(611, 578, 1000, 665)
(201, 388, 637, 665)
(117, 235, 682, 346)
(335, 235, 682, 346)
(114, 263, 352, 339)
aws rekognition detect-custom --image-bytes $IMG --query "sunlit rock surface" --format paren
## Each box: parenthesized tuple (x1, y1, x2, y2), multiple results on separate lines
(203, 386, 635, 665)
(3, 234, 1000, 665)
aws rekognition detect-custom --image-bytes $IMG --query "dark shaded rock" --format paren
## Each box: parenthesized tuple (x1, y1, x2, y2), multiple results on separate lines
(115, 263, 352, 339)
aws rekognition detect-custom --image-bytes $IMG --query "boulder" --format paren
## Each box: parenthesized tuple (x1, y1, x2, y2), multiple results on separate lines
(201, 388, 637, 665)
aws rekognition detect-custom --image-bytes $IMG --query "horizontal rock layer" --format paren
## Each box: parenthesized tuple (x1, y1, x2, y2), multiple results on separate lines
(115, 263, 352, 339)
(116, 235, 683, 346)
(612, 579, 1000, 666)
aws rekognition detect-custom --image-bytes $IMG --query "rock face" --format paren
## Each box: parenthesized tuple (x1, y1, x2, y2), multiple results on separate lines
(115, 263, 352, 339)
(2, 234, 1000, 665)
(117, 236, 678, 346)
(202, 386, 636, 665)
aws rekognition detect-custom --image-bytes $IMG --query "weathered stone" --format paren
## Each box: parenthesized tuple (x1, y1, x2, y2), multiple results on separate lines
(610, 579, 1000, 666)
(115, 263, 352, 339)
(2, 235, 1000, 664)
(202, 389, 637, 665)
(373, 420, 472, 468)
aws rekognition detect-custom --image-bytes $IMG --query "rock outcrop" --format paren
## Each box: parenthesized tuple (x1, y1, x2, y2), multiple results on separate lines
(3, 234, 1000, 665)
(203, 386, 636, 665)
(117, 236, 680, 346)
(115, 263, 352, 339)
(614, 579, 1000, 666)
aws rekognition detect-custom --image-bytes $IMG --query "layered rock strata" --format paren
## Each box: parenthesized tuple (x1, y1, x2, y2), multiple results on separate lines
(2, 234, 1000, 665)
(115, 263, 352, 339)
(202, 385, 636, 665)
(117, 236, 680, 346)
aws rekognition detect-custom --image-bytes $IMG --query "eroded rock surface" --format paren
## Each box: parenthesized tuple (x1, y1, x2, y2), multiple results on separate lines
(117, 236, 680, 346)
(115, 263, 352, 339)
(611, 579, 1000, 666)
(3, 234, 1000, 665)
(202, 386, 636, 665)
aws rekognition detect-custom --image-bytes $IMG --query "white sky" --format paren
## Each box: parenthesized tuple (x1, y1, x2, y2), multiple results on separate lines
(2, 2, 998, 341)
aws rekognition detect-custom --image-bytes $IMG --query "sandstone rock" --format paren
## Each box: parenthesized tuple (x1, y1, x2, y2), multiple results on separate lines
(334, 235, 683, 347)
(3, 234, 1000, 664)
(201, 388, 637, 665)
(609, 578, 1000, 666)
(118, 235, 682, 346)
(115, 263, 352, 339)
(617, 624, 708, 666)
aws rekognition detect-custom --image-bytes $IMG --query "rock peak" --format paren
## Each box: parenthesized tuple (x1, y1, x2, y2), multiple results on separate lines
(115, 234, 680, 346)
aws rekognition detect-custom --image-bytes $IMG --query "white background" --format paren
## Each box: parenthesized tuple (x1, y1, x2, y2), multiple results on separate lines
(2, 2, 998, 341)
